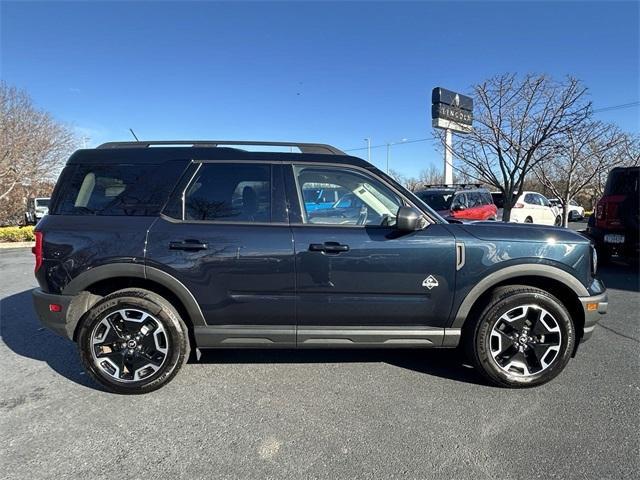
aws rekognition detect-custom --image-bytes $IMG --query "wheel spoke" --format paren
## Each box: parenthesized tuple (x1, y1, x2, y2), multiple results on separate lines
(95, 349, 126, 379)
(530, 343, 560, 370)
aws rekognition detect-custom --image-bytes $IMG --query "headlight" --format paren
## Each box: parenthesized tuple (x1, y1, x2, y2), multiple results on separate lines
(591, 245, 598, 276)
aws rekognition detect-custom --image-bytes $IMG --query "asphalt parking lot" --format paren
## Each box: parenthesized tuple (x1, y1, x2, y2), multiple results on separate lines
(1, 245, 638, 480)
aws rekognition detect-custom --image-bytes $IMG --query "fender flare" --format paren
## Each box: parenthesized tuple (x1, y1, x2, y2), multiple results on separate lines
(62, 263, 206, 326)
(450, 264, 588, 329)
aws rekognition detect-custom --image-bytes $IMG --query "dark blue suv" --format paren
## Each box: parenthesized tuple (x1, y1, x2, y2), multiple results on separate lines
(32, 141, 607, 393)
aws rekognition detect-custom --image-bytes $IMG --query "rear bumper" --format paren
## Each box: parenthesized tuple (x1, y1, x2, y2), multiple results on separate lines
(579, 291, 608, 342)
(32, 288, 100, 341)
(32, 288, 75, 339)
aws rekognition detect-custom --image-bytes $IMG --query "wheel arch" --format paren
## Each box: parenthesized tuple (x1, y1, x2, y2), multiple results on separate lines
(452, 265, 587, 350)
(63, 263, 206, 341)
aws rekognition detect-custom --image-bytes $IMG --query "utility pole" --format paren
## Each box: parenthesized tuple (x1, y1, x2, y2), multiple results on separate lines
(364, 138, 371, 164)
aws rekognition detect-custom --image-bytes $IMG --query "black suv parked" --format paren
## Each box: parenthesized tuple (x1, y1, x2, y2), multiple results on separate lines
(32, 141, 607, 393)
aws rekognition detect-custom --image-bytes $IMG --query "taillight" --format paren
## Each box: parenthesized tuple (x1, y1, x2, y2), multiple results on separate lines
(514, 203, 524, 208)
(606, 203, 621, 226)
(32, 231, 43, 273)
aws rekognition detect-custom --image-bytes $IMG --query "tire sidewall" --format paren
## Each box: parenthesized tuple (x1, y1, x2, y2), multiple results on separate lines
(78, 292, 188, 394)
(475, 291, 575, 387)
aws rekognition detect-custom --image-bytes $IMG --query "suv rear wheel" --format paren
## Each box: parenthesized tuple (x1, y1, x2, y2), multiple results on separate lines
(464, 286, 575, 388)
(77, 288, 189, 394)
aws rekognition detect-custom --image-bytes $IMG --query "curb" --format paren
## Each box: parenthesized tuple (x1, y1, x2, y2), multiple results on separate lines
(0, 241, 35, 249)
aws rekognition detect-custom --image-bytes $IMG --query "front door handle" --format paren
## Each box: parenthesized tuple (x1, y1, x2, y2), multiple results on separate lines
(309, 242, 349, 254)
(169, 239, 208, 251)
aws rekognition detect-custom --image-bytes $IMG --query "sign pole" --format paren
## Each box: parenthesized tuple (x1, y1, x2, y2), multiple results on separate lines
(444, 128, 453, 185)
(431, 87, 473, 186)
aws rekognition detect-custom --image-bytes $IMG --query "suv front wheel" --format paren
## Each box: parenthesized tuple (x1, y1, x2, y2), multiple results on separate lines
(78, 288, 190, 394)
(465, 286, 575, 388)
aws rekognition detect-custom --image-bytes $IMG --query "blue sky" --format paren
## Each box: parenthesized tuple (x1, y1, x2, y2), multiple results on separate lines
(2, 0, 638, 177)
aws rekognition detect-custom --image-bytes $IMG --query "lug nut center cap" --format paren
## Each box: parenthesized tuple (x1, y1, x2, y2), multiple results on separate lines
(518, 335, 528, 345)
(127, 339, 137, 349)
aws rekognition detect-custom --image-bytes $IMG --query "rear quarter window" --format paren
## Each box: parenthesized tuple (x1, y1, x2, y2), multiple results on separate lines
(52, 160, 188, 216)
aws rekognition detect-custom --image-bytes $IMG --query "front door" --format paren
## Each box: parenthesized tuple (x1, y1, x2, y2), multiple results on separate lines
(287, 164, 457, 347)
(145, 162, 296, 347)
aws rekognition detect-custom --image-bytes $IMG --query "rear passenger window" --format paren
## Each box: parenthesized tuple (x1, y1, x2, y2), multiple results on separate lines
(184, 163, 271, 222)
(53, 161, 188, 216)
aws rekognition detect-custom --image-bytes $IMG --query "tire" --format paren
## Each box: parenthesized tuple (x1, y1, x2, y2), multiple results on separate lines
(554, 215, 562, 226)
(77, 288, 190, 394)
(464, 286, 575, 388)
(524, 217, 533, 223)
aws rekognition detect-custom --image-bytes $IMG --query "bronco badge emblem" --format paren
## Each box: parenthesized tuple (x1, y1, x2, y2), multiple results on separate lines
(422, 275, 439, 290)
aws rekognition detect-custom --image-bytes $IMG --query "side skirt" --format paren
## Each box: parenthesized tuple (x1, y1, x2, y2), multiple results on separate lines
(194, 325, 462, 349)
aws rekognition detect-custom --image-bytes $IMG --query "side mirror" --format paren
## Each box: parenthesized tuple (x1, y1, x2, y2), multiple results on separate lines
(396, 206, 422, 232)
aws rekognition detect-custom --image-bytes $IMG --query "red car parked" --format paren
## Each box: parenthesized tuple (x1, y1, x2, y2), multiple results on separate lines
(416, 185, 498, 221)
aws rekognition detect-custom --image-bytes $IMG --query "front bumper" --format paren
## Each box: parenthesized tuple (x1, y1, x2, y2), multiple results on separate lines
(579, 291, 608, 342)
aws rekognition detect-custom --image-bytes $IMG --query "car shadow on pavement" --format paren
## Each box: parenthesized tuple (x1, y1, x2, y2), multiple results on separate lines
(197, 348, 487, 386)
(598, 261, 640, 293)
(1, 289, 99, 390)
(2, 289, 488, 390)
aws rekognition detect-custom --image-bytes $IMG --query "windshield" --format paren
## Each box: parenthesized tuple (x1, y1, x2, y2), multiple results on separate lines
(415, 191, 454, 211)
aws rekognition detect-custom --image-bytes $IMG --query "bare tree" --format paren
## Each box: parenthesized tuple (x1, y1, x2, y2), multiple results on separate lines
(443, 74, 592, 221)
(0, 82, 77, 223)
(534, 121, 624, 226)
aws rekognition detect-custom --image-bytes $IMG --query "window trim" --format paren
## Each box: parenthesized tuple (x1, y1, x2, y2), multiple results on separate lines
(288, 162, 429, 229)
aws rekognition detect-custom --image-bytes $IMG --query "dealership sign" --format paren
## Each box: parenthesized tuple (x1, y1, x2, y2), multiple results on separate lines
(432, 87, 473, 133)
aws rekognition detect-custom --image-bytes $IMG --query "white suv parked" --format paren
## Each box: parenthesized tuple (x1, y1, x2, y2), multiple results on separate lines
(511, 191, 561, 225)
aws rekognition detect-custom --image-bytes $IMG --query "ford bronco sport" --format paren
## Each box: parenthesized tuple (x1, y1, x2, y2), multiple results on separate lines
(589, 166, 639, 263)
(32, 141, 607, 394)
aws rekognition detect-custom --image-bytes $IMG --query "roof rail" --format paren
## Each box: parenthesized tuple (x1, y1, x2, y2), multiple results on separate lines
(96, 140, 346, 155)
(424, 183, 483, 189)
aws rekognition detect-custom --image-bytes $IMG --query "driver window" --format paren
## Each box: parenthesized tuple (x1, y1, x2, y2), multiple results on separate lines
(294, 166, 402, 226)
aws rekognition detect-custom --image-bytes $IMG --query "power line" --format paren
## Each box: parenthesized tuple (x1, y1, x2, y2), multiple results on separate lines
(592, 101, 639, 113)
(345, 136, 437, 152)
(345, 101, 638, 152)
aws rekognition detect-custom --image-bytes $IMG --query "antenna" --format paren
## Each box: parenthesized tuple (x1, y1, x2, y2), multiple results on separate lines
(129, 128, 140, 141)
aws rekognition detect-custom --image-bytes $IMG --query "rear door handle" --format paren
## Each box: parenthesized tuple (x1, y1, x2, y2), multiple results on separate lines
(309, 242, 349, 254)
(169, 239, 208, 251)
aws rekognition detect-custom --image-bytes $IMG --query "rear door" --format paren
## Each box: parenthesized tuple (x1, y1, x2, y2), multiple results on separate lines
(145, 161, 296, 347)
(287, 163, 457, 347)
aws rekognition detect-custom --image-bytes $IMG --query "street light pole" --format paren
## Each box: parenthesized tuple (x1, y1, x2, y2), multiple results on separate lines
(364, 138, 371, 164)
(386, 138, 407, 174)
(386, 143, 391, 174)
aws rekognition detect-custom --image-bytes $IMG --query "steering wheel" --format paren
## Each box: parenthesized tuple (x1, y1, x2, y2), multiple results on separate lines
(356, 206, 369, 226)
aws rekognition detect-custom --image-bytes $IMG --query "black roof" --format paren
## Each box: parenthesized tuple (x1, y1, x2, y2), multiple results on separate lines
(66, 141, 370, 168)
